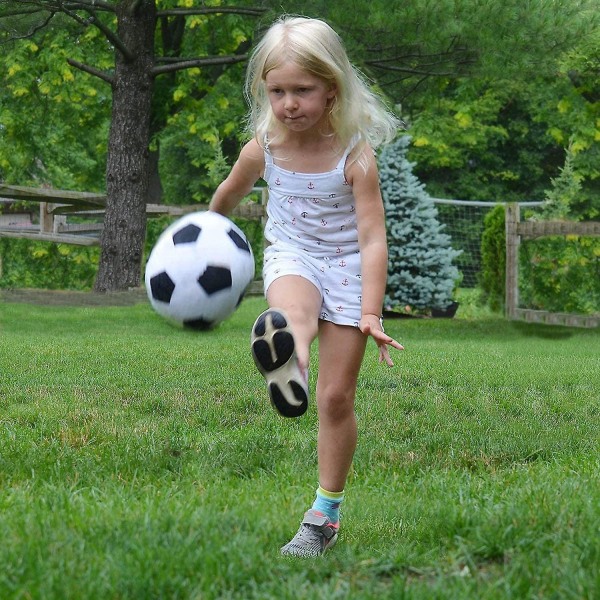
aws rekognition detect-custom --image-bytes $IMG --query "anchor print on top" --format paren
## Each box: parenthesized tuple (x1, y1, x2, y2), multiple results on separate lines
(262, 138, 361, 300)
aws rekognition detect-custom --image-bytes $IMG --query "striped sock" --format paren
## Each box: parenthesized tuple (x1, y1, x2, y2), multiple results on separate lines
(311, 486, 344, 526)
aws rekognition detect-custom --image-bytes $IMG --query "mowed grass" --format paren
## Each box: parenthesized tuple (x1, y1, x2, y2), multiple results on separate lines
(0, 295, 598, 599)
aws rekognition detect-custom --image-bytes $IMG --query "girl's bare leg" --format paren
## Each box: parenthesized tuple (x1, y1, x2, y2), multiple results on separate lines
(315, 321, 367, 492)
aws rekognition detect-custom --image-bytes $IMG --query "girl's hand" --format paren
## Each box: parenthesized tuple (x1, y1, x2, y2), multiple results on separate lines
(359, 314, 404, 367)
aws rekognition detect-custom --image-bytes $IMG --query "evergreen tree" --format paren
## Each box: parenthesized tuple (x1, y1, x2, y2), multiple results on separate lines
(541, 142, 582, 220)
(379, 135, 461, 311)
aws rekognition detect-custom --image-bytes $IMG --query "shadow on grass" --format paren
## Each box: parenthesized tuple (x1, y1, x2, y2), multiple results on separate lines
(511, 321, 577, 340)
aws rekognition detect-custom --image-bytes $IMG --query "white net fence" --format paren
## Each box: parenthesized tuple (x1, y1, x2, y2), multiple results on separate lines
(432, 198, 544, 288)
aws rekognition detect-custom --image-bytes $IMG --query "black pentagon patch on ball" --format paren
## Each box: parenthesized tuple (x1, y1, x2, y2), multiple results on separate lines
(173, 224, 201, 245)
(150, 271, 176, 303)
(183, 317, 214, 330)
(227, 228, 251, 253)
(197, 265, 232, 295)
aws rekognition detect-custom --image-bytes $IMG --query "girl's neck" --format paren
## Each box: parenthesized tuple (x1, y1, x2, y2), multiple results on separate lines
(270, 132, 344, 173)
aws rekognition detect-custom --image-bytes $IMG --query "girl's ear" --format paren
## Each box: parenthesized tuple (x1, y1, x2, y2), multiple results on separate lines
(327, 84, 338, 100)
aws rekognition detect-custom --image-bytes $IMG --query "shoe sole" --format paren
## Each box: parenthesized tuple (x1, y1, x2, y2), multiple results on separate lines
(251, 309, 308, 418)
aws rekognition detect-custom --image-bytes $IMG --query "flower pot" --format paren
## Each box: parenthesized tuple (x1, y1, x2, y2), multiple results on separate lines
(431, 301, 459, 318)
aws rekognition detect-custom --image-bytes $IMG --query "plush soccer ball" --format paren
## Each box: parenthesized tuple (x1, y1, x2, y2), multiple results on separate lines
(145, 211, 255, 329)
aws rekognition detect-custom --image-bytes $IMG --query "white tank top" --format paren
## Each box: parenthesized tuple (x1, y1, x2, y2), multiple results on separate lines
(263, 141, 359, 258)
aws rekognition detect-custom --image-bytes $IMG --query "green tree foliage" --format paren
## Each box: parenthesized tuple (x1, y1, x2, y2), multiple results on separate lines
(158, 60, 247, 204)
(403, 21, 599, 213)
(379, 136, 461, 312)
(542, 29, 600, 220)
(0, 16, 110, 189)
(268, 0, 599, 100)
(150, 5, 257, 203)
(405, 82, 566, 204)
(1, 0, 598, 294)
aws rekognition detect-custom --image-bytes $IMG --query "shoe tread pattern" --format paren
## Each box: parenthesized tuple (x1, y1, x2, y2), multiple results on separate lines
(251, 310, 308, 418)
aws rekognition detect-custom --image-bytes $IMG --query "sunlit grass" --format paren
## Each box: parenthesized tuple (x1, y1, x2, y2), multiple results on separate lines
(0, 295, 598, 599)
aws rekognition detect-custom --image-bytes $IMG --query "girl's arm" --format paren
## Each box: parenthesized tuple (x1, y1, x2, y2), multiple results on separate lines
(209, 139, 265, 216)
(348, 148, 404, 365)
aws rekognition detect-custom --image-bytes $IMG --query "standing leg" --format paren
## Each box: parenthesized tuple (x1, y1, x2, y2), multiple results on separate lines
(280, 322, 367, 557)
(315, 321, 367, 493)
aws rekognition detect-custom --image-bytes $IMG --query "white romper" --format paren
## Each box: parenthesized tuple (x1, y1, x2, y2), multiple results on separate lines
(262, 141, 363, 327)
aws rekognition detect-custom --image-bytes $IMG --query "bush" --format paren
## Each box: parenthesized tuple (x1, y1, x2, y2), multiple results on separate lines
(0, 238, 99, 290)
(520, 235, 600, 314)
(479, 204, 506, 311)
(518, 146, 600, 315)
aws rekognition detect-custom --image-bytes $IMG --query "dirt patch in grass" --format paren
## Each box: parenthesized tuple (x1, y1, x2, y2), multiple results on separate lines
(0, 287, 148, 307)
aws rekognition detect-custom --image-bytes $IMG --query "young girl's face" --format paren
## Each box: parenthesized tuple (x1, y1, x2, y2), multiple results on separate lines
(265, 61, 337, 134)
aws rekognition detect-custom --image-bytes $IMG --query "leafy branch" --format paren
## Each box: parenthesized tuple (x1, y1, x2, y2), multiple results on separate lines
(152, 54, 248, 77)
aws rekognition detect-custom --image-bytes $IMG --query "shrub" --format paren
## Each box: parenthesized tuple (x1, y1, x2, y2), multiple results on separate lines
(519, 145, 600, 315)
(479, 204, 506, 311)
(0, 237, 99, 290)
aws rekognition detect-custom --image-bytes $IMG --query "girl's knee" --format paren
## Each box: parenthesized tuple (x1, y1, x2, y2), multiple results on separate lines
(317, 388, 355, 421)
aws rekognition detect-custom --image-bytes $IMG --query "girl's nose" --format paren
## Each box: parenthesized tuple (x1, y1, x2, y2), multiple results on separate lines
(284, 95, 297, 111)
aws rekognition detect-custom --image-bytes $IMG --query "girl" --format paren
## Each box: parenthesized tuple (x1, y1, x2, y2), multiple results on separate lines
(209, 15, 403, 557)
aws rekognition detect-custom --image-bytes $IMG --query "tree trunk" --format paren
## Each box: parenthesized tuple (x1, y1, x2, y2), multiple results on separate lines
(147, 145, 163, 205)
(94, 1, 156, 292)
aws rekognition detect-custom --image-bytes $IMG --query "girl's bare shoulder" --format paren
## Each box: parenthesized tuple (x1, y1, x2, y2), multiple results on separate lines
(236, 138, 265, 176)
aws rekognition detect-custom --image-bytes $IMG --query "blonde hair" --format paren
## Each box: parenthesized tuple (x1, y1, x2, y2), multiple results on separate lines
(245, 16, 399, 169)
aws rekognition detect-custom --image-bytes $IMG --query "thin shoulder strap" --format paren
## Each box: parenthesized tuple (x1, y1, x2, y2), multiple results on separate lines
(263, 135, 274, 166)
(335, 134, 361, 170)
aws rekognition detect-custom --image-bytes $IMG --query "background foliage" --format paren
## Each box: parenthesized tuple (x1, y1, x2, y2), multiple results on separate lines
(0, 0, 598, 310)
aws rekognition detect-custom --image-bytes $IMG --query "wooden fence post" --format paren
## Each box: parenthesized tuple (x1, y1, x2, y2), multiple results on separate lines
(505, 203, 520, 320)
(39, 202, 54, 234)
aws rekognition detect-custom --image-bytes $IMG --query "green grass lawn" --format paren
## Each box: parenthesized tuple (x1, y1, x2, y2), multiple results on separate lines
(0, 294, 598, 599)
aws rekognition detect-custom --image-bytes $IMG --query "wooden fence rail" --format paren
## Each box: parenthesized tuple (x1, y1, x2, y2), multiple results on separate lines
(0, 184, 267, 246)
(505, 203, 600, 328)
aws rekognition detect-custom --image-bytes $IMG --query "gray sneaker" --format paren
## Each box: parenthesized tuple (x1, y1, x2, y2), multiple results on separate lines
(280, 509, 339, 557)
